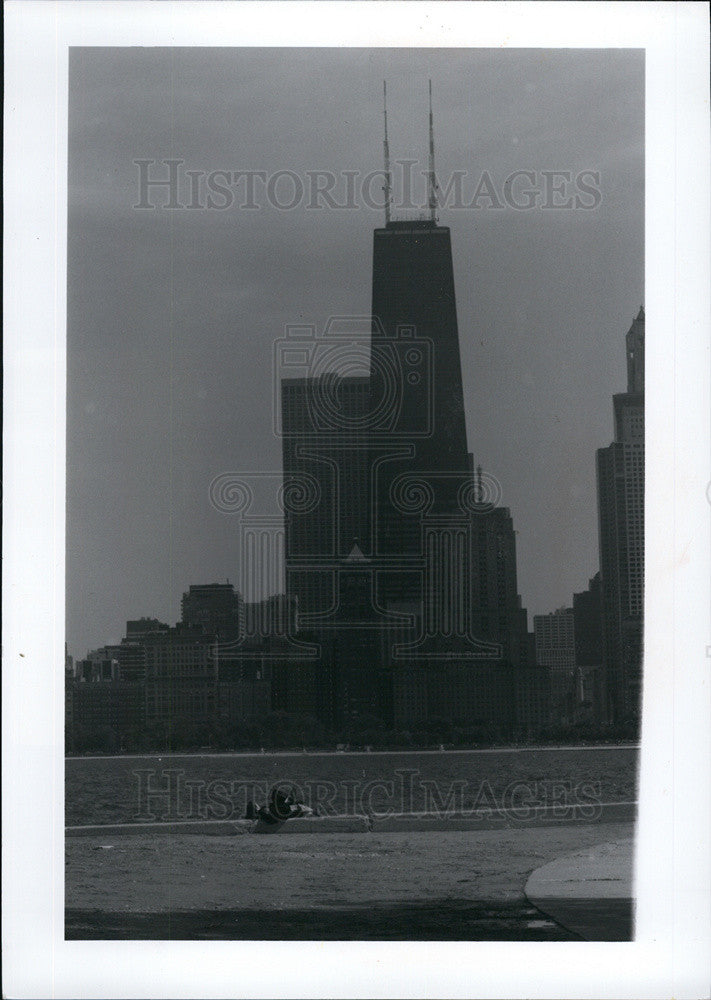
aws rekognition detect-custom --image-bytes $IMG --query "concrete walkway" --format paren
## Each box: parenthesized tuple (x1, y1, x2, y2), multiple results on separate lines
(66, 820, 633, 939)
(525, 838, 634, 940)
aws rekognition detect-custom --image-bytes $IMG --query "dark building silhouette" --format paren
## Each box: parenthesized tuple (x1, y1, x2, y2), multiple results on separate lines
(371, 221, 468, 472)
(534, 607, 576, 725)
(280, 86, 530, 731)
(596, 307, 645, 725)
(281, 355, 398, 728)
(281, 372, 373, 618)
(270, 658, 321, 720)
(142, 624, 219, 729)
(69, 639, 153, 750)
(67, 608, 274, 751)
(513, 665, 552, 739)
(572, 572, 605, 723)
(244, 594, 298, 639)
(318, 546, 396, 728)
(181, 582, 244, 637)
(573, 573, 603, 667)
(393, 662, 516, 736)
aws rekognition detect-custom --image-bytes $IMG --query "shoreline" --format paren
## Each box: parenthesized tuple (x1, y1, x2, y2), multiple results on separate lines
(66, 742, 640, 762)
(65, 801, 638, 836)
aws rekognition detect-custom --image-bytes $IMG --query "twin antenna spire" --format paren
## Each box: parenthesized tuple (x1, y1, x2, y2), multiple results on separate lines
(382, 81, 392, 225)
(382, 79, 438, 225)
(427, 79, 437, 222)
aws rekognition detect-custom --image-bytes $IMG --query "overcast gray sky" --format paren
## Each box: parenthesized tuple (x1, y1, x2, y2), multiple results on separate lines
(67, 47, 644, 658)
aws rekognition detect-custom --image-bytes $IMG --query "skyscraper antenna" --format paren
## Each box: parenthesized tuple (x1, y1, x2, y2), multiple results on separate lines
(428, 79, 437, 223)
(383, 81, 392, 225)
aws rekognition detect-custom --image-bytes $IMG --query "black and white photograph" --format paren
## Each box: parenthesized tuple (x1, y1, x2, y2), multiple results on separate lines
(64, 43, 645, 943)
(4, 3, 710, 997)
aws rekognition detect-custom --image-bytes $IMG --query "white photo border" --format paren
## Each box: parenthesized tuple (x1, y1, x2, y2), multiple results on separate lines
(3, 2, 710, 997)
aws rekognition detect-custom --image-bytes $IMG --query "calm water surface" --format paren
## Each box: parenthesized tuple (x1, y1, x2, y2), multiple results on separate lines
(66, 746, 638, 826)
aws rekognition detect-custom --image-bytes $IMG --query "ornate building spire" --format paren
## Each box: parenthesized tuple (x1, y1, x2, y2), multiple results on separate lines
(626, 304, 645, 394)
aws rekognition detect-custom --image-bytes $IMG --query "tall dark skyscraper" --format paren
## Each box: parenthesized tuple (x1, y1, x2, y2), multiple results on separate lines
(281, 372, 373, 618)
(281, 85, 530, 728)
(368, 215, 529, 667)
(371, 218, 469, 473)
(596, 307, 645, 725)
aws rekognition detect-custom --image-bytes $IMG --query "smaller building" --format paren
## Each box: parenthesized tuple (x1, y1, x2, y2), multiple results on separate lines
(573, 572, 605, 724)
(513, 665, 552, 738)
(65, 648, 75, 753)
(218, 678, 271, 730)
(534, 608, 576, 726)
(181, 583, 244, 637)
(392, 662, 516, 738)
(244, 594, 298, 639)
(143, 624, 219, 729)
(534, 608, 576, 670)
(126, 617, 170, 637)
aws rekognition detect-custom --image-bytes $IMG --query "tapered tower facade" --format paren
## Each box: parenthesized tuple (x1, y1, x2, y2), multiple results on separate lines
(281, 84, 530, 730)
(596, 307, 645, 725)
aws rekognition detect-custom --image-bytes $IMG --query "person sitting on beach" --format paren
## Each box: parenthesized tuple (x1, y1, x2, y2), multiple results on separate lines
(246, 784, 316, 828)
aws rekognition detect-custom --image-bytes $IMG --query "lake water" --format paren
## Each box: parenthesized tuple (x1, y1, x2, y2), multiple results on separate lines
(66, 745, 638, 826)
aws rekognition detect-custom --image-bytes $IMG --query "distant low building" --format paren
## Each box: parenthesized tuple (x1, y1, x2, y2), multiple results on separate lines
(125, 617, 170, 639)
(142, 624, 219, 729)
(71, 678, 145, 750)
(68, 609, 283, 750)
(65, 647, 75, 752)
(181, 583, 244, 637)
(513, 665, 552, 738)
(70, 640, 146, 750)
(534, 608, 576, 726)
(244, 593, 298, 639)
(218, 677, 271, 730)
(392, 662, 517, 738)
(573, 572, 605, 724)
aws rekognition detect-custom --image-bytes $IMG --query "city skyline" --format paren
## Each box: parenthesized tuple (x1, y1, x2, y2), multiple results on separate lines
(67, 47, 644, 657)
